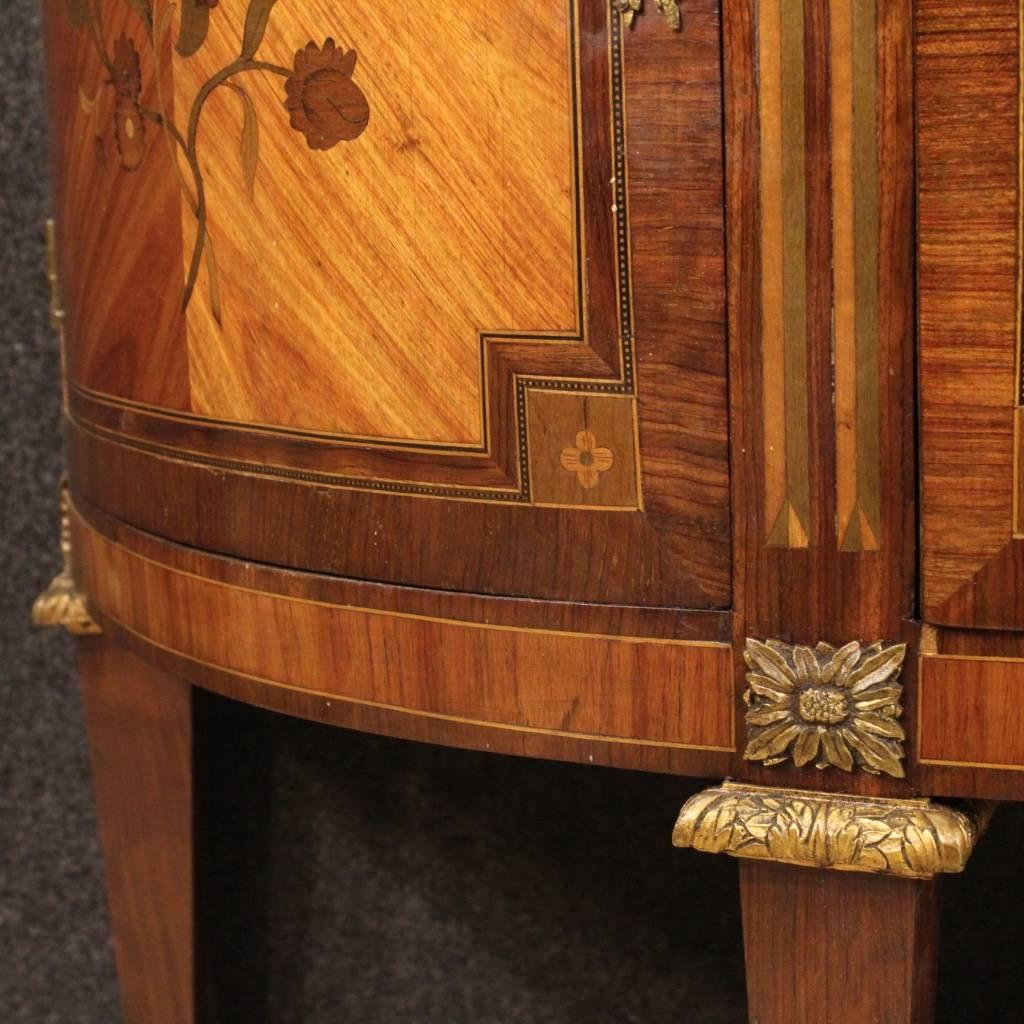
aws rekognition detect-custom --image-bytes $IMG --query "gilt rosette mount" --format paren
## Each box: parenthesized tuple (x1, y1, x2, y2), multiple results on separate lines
(743, 638, 908, 778)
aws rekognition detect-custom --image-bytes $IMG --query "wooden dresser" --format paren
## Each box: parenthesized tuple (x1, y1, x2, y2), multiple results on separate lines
(33, 0, 1024, 1020)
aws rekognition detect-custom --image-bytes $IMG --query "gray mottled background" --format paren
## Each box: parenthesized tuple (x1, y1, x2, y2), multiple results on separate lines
(2, 2, 1024, 1021)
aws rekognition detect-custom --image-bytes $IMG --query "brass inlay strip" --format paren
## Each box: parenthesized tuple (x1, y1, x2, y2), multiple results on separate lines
(760, 0, 810, 548)
(833, 0, 881, 551)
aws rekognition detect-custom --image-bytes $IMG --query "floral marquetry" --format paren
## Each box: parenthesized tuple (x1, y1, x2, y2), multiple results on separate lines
(285, 41, 370, 150)
(526, 391, 639, 509)
(742, 638, 908, 778)
(59, 0, 369, 319)
(560, 432, 614, 490)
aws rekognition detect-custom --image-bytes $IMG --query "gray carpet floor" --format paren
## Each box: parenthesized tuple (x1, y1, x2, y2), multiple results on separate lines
(2, 1, 1023, 1020)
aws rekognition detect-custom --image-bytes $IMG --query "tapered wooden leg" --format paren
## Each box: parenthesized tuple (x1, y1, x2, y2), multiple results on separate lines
(739, 860, 938, 1024)
(79, 637, 195, 1024)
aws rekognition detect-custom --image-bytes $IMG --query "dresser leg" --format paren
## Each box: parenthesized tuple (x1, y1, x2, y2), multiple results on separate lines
(79, 637, 196, 1024)
(739, 860, 938, 1024)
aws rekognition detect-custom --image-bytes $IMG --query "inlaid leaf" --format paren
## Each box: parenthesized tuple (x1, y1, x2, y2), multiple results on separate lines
(176, 0, 210, 58)
(240, 0, 277, 60)
(228, 84, 259, 198)
(205, 233, 223, 326)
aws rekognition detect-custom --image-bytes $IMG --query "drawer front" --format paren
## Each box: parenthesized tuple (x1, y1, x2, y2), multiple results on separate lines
(917, 0, 1024, 629)
(45, 0, 730, 608)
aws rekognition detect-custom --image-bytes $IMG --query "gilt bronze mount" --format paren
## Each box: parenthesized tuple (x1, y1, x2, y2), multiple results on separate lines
(32, 478, 101, 637)
(743, 638, 907, 778)
(674, 783, 993, 880)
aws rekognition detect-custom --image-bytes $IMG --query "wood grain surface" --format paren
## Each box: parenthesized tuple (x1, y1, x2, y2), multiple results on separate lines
(49, 0, 732, 609)
(79, 638, 195, 1024)
(920, 655, 1024, 774)
(917, 0, 1024, 628)
(740, 861, 938, 1024)
(72, 502, 736, 760)
(178, 0, 577, 444)
(726, 0, 916, 797)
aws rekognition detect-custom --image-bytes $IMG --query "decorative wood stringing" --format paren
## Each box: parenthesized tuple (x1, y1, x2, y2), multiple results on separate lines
(52, 0, 731, 608)
(71, 506, 736, 752)
(831, 0, 881, 552)
(919, 652, 1024, 773)
(757, 0, 884, 551)
(727, 0, 914, 794)
(55, 0, 661, 510)
(758, 0, 811, 548)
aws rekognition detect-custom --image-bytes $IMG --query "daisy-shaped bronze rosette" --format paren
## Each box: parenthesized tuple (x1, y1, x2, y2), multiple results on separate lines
(742, 638, 908, 778)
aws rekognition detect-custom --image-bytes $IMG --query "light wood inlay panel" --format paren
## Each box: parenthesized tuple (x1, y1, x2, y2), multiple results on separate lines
(759, 0, 811, 548)
(175, 0, 577, 444)
(832, 0, 881, 552)
(50, 0, 732, 606)
(73, 509, 735, 751)
(526, 391, 640, 508)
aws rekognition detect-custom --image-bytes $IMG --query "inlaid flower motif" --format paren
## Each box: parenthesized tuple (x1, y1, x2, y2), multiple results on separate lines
(743, 639, 908, 778)
(284, 39, 370, 151)
(560, 431, 614, 489)
(113, 95, 146, 171)
(110, 34, 142, 100)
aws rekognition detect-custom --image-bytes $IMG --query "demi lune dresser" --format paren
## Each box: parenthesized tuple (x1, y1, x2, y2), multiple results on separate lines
(31, 0, 1024, 1020)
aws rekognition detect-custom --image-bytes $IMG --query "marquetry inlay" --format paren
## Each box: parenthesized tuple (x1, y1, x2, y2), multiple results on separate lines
(758, 0, 884, 551)
(758, 0, 811, 549)
(177, 0, 578, 446)
(831, 0, 881, 552)
(527, 391, 639, 509)
(59, 0, 648, 510)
